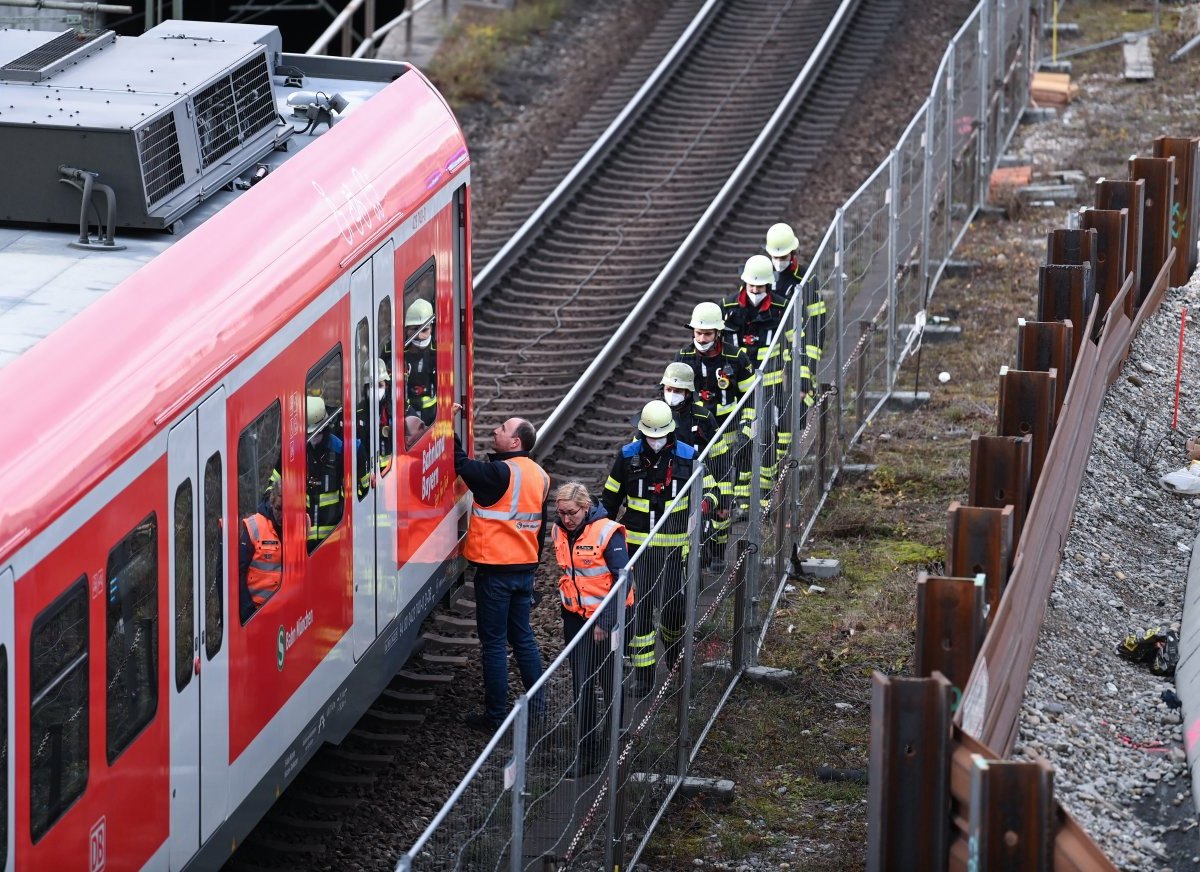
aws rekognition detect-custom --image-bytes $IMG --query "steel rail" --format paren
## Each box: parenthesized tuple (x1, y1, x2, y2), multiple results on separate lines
(532, 0, 864, 457)
(471, 0, 724, 303)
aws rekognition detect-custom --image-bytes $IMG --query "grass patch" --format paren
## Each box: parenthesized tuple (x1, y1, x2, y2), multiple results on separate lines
(425, 0, 568, 105)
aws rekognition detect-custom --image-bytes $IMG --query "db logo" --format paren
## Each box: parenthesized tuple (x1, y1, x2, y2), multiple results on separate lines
(89, 817, 106, 872)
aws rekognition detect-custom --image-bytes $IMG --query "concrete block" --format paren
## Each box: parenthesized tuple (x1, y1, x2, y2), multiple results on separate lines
(1017, 183, 1078, 203)
(1021, 107, 1058, 125)
(801, 558, 842, 578)
(838, 463, 878, 478)
(1039, 60, 1072, 74)
(898, 323, 962, 343)
(865, 390, 931, 410)
(943, 259, 980, 278)
(629, 773, 735, 801)
(1042, 22, 1080, 37)
(744, 665, 797, 686)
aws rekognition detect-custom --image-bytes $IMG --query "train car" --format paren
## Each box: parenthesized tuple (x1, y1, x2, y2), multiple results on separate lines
(0, 21, 473, 870)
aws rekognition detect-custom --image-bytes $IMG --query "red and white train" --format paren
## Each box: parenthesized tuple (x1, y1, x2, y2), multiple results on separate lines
(0, 20, 473, 870)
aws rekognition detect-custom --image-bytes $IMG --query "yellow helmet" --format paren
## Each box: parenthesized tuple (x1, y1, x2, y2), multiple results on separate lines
(688, 301, 724, 331)
(405, 298, 434, 328)
(764, 222, 799, 257)
(638, 400, 676, 438)
(661, 362, 695, 391)
(741, 254, 774, 287)
(306, 396, 327, 435)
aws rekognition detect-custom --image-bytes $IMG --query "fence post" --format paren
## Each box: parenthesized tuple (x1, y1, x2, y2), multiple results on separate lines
(405, 0, 414, 49)
(510, 697, 528, 872)
(603, 571, 631, 870)
(920, 101, 934, 328)
(817, 382, 832, 492)
(731, 540, 749, 674)
(788, 287, 805, 514)
(944, 41, 955, 263)
(977, 1, 991, 211)
(365, 0, 376, 59)
(855, 320, 870, 432)
(746, 380, 765, 667)
(676, 468, 704, 775)
(834, 209, 847, 452)
(887, 152, 899, 391)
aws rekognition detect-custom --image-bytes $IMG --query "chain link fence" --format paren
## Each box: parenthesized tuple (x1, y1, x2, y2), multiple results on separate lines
(399, 0, 1031, 867)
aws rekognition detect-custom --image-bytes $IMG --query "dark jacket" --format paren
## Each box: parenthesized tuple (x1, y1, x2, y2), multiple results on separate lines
(454, 434, 548, 568)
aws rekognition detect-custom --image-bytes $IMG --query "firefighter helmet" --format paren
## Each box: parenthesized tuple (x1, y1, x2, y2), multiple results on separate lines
(638, 400, 676, 437)
(741, 254, 774, 287)
(405, 298, 434, 328)
(364, 358, 392, 383)
(764, 222, 799, 257)
(688, 301, 725, 331)
(661, 362, 695, 392)
(306, 396, 327, 435)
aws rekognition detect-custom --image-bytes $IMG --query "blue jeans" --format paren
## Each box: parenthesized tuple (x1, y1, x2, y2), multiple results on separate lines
(474, 566, 545, 723)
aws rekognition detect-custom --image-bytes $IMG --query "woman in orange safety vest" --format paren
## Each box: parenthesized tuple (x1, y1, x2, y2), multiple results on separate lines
(552, 480, 631, 777)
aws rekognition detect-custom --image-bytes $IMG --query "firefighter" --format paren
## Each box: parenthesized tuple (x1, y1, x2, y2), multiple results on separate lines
(602, 401, 716, 696)
(355, 360, 393, 497)
(723, 255, 809, 505)
(765, 222, 827, 367)
(674, 302, 754, 565)
(304, 396, 343, 550)
(404, 298, 437, 426)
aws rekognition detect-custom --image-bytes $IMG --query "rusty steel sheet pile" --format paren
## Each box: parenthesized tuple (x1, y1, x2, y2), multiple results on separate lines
(867, 135, 1200, 871)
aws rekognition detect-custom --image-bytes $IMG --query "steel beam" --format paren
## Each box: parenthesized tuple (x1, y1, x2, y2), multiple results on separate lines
(946, 503, 1013, 622)
(1036, 264, 1091, 361)
(996, 367, 1056, 490)
(915, 573, 987, 691)
(1095, 178, 1145, 307)
(1078, 207, 1130, 321)
(1128, 155, 1176, 304)
(1153, 135, 1200, 281)
(967, 757, 1054, 871)
(968, 434, 1031, 544)
(1016, 319, 1072, 416)
(867, 672, 951, 872)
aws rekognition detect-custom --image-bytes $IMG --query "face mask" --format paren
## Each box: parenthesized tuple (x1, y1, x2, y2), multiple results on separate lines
(746, 289, 767, 306)
(664, 390, 686, 407)
(694, 338, 715, 352)
(413, 334, 432, 349)
(771, 256, 791, 272)
(645, 436, 668, 452)
(375, 387, 387, 403)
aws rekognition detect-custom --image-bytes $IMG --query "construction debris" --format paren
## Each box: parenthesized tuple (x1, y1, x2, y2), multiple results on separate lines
(1123, 33, 1155, 81)
(1031, 71, 1080, 106)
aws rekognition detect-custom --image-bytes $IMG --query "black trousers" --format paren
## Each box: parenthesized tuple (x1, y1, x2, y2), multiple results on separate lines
(562, 608, 617, 760)
(629, 546, 686, 669)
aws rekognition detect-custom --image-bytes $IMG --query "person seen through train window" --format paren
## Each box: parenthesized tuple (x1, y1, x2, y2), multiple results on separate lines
(239, 480, 283, 624)
(452, 406, 550, 732)
(305, 395, 343, 551)
(356, 359, 392, 496)
(552, 481, 630, 776)
(404, 299, 437, 426)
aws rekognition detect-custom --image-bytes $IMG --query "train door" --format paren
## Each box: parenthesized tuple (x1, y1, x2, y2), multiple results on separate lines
(351, 240, 397, 660)
(166, 388, 229, 863)
(1, 568, 12, 872)
(167, 415, 201, 868)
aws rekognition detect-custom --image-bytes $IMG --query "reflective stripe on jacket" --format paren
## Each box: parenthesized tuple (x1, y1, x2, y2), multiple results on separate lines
(553, 518, 632, 618)
(463, 455, 549, 565)
(243, 513, 282, 606)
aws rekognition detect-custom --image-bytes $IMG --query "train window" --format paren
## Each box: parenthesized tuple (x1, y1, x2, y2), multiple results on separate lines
(106, 513, 159, 763)
(403, 261, 438, 450)
(305, 347, 345, 553)
(354, 319, 372, 502)
(30, 578, 88, 841)
(377, 296, 394, 477)
(174, 481, 195, 692)
(203, 452, 224, 660)
(1, 644, 7, 868)
(238, 401, 283, 624)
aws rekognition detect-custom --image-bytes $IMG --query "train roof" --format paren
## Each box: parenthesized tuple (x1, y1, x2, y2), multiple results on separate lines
(0, 24, 469, 566)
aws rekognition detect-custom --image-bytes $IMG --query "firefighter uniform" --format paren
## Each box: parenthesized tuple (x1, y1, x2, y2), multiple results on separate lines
(602, 402, 714, 695)
(766, 222, 827, 369)
(405, 343, 437, 426)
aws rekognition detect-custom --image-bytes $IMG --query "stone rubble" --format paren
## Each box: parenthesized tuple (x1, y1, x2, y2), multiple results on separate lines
(1013, 270, 1200, 870)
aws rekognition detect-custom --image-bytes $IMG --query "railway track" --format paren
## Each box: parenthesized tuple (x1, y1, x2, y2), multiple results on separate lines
(470, 0, 903, 482)
(471, 0, 857, 431)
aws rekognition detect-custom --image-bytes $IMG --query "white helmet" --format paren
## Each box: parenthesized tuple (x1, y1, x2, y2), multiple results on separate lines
(306, 396, 327, 435)
(365, 358, 391, 383)
(741, 254, 774, 287)
(764, 222, 799, 257)
(638, 400, 676, 438)
(405, 298, 434, 328)
(661, 362, 695, 391)
(689, 301, 725, 331)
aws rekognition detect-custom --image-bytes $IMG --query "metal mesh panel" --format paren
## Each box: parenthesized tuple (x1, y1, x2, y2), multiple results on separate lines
(949, 10, 985, 249)
(926, 64, 954, 285)
(0, 29, 104, 72)
(139, 113, 185, 205)
(895, 108, 929, 344)
(194, 53, 275, 168)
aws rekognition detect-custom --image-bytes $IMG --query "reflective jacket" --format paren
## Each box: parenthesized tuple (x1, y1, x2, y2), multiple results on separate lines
(306, 433, 343, 546)
(602, 437, 709, 549)
(773, 258, 827, 362)
(554, 508, 632, 620)
(721, 288, 797, 387)
(243, 513, 282, 606)
(463, 455, 550, 566)
(405, 344, 437, 426)
(674, 341, 756, 425)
